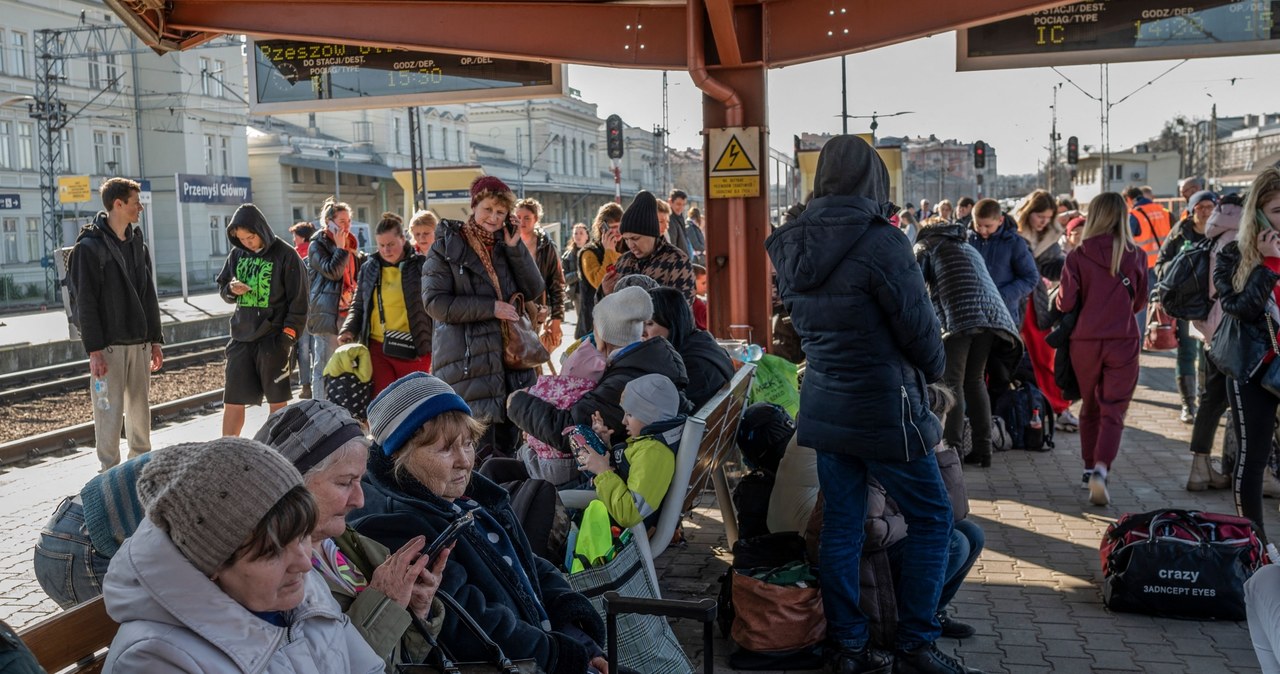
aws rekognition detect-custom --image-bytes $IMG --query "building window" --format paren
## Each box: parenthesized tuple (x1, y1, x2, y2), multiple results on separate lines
(199, 57, 211, 95)
(456, 130, 464, 161)
(2, 218, 17, 263)
(292, 206, 304, 222)
(392, 117, 403, 154)
(314, 168, 323, 184)
(17, 122, 32, 170)
(11, 32, 27, 78)
(0, 121, 10, 169)
(357, 207, 368, 223)
(60, 129, 73, 172)
(25, 217, 40, 263)
(210, 216, 225, 255)
(356, 174, 365, 186)
(111, 132, 126, 174)
(104, 53, 119, 91)
(0, 30, 6, 74)
(91, 130, 107, 173)
(220, 136, 230, 174)
(87, 49, 100, 89)
(560, 136, 567, 174)
(426, 124, 434, 158)
(203, 134, 214, 174)
(210, 60, 225, 98)
(291, 167, 300, 183)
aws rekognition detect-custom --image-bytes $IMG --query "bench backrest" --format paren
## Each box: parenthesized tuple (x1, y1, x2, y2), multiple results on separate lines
(19, 596, 116, 674)
(648, 364, 755, 558)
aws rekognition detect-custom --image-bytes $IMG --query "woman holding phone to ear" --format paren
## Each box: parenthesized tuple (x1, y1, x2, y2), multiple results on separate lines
(422, 176, 545, 458)
(1211, 167, 1280, 539)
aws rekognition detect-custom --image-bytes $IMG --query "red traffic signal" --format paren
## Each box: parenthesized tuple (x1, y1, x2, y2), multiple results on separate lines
(973, 140, 986, 169)
(1067, 136, 1079, 165)
(606, 114, 624, 159)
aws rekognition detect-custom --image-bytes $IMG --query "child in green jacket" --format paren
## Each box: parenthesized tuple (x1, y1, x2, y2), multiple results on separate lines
(577, 374, 686, 529)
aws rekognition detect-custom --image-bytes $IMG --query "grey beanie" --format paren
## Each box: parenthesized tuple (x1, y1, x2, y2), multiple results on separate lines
(622, 374, 681, 426)
(367, 372, 471, 457)
(615, 274, 659, 293)
(137, 438, 304, 576)
(253, 400, 367, 476)
(594, 286, 653, 348)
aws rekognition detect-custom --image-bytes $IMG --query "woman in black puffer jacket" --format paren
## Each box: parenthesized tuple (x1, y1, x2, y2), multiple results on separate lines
(915, 221, 1023, 467)
(645, 287, 734, 409)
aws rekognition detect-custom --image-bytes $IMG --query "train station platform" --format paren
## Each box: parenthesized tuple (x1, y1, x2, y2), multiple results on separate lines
(0, 350, 1274, 673)
(0, 291, 231, 371)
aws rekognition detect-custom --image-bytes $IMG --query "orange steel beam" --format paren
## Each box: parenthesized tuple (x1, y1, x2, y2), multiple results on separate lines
(704, 0, 743, 67)
(118, 0, 1085, 69)
(166, 1, 689, 68)
(763, 0, 1073, 67)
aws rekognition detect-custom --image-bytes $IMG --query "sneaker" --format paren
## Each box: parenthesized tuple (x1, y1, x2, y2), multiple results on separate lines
(936, 611, 975, 639)
(1056, 409, 1079, 432)
(894, 642, 982, 674)
(1081, 470, 1092, 490)
(825, 644, 893, 674)
(1089, 472, 1110, 506)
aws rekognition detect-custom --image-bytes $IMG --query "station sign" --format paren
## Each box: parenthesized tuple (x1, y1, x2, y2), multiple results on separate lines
(707, 127, 762, 199)
(247, 38, 566, 114)
(176, 174, 253, 205)
(0, 194, 19, 209)
(57, 176, 92, 204)
(958, 0, 1280, 71)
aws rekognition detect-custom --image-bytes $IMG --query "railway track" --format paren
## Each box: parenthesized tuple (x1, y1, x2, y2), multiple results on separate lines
(0, 389, 225, 466)
(0, 336, 228, 405)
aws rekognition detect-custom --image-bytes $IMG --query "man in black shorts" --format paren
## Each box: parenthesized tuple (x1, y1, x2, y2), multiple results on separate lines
(215, 203, 308, 436)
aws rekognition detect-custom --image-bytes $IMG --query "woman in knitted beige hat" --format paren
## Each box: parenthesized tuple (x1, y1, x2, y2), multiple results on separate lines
(102, 437, 384, 673)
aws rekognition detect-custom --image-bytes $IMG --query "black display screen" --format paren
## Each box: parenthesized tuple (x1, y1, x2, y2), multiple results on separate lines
(251, 39, 557, 110)
(962, 0, 1279, 67)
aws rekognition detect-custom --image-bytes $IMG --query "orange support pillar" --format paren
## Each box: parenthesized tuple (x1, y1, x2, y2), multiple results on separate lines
(702, 66, 771, 347)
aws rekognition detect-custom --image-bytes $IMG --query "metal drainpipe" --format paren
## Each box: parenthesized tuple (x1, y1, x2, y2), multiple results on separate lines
(687, 0, 749, 334)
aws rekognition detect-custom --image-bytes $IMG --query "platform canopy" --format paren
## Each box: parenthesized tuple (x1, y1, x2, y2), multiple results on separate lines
(106, 0, 1072, 69)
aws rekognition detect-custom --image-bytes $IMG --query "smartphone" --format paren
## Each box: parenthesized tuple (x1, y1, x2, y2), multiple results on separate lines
(564, 424, 609, 456)
(504, 215, 519, 239)
(425, 511, 475, 562)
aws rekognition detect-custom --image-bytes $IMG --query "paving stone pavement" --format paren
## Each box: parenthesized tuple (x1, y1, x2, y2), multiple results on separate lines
(1, 350, 1275, 673)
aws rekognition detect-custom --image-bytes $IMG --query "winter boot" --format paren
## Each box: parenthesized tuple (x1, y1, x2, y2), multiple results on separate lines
(1178, 375, 1198, 424)
(1186, 454, 1230, 491)
(300, 383, 313, 400)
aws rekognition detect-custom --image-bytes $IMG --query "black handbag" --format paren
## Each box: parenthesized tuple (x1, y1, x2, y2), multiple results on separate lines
(1100, 509, 1265, 620)
(376, 285, 420, 361)
(397, 592, 537, 674)
(1261, 314, 1280, 398)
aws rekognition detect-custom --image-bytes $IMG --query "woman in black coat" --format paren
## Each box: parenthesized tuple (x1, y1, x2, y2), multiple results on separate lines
(423, 176, 545, 456)
(915, 221, 1023, 467)
(645, 287, 734, 409)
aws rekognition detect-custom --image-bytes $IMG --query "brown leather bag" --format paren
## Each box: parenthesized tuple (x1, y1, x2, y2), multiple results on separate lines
(502, 293, 550, 370)
(730, 567, 826, 652)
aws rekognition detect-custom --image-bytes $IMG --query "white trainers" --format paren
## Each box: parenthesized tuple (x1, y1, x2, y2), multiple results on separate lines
(1057, 409, 1080, 432)
(1089, 471, 1110, 506)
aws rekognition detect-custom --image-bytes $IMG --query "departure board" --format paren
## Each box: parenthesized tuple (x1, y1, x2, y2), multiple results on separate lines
(248, 38, 564, 113)
(957, 0, 1280, 70)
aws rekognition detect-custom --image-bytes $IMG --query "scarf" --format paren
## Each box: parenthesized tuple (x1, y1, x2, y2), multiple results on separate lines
(462, 218, 505, 300)
(311, 537, 368, 595)
(1021, 221, 1064, 260)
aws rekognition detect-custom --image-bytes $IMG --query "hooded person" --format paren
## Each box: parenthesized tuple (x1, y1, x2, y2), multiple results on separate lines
(508, 286, 691, 455)
(765, 136, 978, 674)
(215, 203, 310, 436)
(644, 286, 733, 409)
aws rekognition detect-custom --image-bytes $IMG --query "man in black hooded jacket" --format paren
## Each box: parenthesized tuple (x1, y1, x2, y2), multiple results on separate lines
(215, 203, 309, 436)
(765, 136, 981, 674)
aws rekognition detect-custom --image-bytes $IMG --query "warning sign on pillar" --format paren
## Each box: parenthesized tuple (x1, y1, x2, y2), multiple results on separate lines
(707, 127, 761, 199)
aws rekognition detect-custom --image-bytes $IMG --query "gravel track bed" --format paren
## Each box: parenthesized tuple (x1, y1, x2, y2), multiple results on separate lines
(0, 360, 227, 444)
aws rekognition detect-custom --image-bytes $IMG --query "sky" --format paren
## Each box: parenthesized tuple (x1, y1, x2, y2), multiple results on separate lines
(568, 30, 1280, 175)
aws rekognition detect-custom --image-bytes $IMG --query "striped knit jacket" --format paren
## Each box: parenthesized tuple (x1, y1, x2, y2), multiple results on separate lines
(80, 452, 152, 558)
(613, 239, 696, 304)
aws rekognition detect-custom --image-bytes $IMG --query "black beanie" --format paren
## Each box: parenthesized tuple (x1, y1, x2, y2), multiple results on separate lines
(737, 403, 796, 474)
(620, 190, 660, 239)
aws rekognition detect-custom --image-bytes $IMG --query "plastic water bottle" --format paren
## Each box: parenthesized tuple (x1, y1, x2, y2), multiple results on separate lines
(1268, 543, 1280, 565)
(1029, 409, 1043, 430)
(731, 343, 764, 363)
(93, 379, 110, 411)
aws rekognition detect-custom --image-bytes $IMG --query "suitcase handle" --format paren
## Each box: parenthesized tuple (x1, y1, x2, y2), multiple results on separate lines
(604, 592, 716, 674)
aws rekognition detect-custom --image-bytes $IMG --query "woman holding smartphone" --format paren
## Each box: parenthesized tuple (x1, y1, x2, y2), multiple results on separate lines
(1211, 167, 1280, 539)
(352, 373, 609, 674)
(423, 176, 545, 458)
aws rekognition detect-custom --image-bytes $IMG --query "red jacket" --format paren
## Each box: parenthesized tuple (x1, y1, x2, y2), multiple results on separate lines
(1057, 235, 1148, 341)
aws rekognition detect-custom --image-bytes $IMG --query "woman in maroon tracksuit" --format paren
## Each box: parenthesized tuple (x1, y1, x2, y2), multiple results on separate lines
(1056, 192, 1148, 507)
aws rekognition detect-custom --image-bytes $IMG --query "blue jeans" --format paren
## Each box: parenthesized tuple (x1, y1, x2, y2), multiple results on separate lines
(311, 333, 339, 401)
(817, 450, 953, 651)
(33, 497, 111, 609)
(889, 518, 985, 612)
(295, 327, 312, 387)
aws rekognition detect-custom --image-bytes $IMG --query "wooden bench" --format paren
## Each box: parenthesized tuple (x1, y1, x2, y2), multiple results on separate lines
(18, 596, 116, 674)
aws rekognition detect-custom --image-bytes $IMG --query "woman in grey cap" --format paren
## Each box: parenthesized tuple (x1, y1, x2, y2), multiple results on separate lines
(254, 400, 449, 672)
(102, 437, 384, 673)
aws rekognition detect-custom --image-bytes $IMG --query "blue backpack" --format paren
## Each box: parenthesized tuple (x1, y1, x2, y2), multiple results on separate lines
(993, 381, 1055, 451)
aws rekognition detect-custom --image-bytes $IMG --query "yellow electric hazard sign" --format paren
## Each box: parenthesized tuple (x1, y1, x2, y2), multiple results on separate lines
(712, 135, 757, 172)
(707, 127, 761, 199)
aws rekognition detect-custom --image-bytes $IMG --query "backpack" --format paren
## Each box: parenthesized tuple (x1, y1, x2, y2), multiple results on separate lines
(503, 477, 569, 564)
(1156, 235, 1218, 321)
(732, 471, 776, 540)
(993, 381, 1055, 451)
(63, 232, 105, 333)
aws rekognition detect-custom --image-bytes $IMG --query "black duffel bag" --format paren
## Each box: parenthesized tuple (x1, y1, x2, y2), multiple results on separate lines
(1100, 509, 1266, 620)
